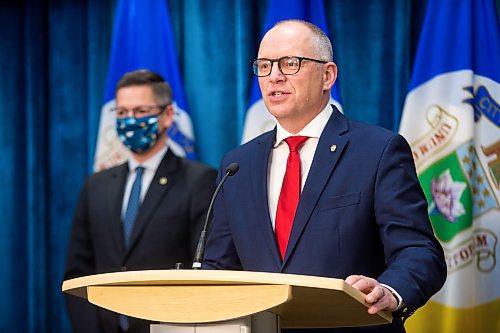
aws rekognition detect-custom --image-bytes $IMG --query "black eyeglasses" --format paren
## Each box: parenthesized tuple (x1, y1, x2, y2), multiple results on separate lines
(252, 56, 328, 77)
(111, 105, 167, 119)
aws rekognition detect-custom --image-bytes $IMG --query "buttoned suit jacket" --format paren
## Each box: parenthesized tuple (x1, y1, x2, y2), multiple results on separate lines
(64, 150, 217, 333)
(203, 107, 446, 333)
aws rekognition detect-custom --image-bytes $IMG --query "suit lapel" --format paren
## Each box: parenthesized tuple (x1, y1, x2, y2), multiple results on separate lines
(251, 130, 283, 269)
(125, 150, 178, 258)
(108, 163, 129, 255)
(282, 108, 350, 266)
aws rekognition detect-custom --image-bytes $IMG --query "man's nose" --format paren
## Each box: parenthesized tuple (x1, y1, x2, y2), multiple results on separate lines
(269, 61, 285, 82)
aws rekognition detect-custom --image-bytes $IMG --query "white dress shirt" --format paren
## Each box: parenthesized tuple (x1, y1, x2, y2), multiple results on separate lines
(268, 104, 333, 229)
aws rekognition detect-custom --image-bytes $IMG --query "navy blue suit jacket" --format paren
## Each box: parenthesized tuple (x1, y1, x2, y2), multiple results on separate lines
(203, 107, 446, 333)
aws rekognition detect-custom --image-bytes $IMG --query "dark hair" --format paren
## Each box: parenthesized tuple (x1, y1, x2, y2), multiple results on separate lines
(116, 69, 173, 105)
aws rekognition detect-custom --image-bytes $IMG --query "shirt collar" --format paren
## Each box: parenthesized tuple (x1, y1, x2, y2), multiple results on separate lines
(128, 145, 168, 173)
(274, 104, 333, 147)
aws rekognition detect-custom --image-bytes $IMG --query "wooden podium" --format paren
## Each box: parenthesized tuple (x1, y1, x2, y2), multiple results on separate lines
(62, 270, 391, 331)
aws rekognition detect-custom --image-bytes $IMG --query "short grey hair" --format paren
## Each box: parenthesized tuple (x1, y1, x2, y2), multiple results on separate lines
(275, 19, 333, 61)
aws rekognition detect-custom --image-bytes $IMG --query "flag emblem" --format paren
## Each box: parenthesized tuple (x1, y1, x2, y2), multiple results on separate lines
(399, 1, 500, 330)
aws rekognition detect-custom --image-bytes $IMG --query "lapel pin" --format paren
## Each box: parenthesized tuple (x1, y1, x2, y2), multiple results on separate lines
(330, 144, 337, 152)
(159, 177, 168, 185)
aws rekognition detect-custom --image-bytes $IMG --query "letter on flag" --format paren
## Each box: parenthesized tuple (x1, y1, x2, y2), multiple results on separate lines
(94, 0, 196, 171)
(241, 0, 342, 143)
(399, 0, 500, 331)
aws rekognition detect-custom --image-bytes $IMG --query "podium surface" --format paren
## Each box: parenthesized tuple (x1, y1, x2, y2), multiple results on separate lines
(62, 270, 391, 328)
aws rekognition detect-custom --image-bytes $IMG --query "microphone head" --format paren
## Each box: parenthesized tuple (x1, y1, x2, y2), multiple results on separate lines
(226, 162, 240, 176)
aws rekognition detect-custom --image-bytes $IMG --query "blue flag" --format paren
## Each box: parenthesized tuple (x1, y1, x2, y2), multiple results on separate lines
(241, 0, 342, 143)
(94, 0, 195, 171)
(399, 0, 500, 332)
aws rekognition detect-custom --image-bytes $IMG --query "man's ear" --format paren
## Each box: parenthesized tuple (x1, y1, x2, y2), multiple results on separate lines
(162, 104, 175, 128)
(323, 62, 338, 91)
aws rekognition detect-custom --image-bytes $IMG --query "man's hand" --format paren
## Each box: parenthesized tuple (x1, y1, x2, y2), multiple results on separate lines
(345, 275, 398, 314)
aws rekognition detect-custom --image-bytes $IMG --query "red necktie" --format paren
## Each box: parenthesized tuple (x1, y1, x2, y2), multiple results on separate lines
(275, 136, 309, 259)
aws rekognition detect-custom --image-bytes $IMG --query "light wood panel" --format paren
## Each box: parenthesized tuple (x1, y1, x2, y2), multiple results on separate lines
(62, 270, 392, 328)
(88, 284, 290, 323)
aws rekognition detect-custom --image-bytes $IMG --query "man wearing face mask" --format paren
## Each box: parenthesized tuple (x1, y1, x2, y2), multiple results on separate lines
(64, 70, 217, 333)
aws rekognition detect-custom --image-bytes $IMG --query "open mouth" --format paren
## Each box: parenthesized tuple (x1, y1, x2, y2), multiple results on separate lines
(269, 91, 288, 97)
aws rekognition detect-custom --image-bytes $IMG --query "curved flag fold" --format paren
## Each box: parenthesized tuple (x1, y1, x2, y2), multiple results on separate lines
(399, 1, 500, 332)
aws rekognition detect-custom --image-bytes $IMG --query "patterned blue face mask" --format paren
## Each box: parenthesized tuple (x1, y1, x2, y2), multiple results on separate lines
(116, 114, 160, 153)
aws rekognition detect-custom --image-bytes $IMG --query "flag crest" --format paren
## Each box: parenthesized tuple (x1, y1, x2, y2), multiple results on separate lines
(399, 0, 500, 331)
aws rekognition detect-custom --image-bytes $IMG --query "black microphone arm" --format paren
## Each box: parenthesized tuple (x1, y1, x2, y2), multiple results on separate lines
(192, 162, 239, 269)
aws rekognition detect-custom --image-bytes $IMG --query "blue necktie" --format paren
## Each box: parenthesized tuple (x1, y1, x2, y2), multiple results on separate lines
(123, 166, 144, 247)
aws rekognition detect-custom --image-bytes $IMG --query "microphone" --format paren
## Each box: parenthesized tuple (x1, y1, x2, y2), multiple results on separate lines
(192, 162, 239, 269)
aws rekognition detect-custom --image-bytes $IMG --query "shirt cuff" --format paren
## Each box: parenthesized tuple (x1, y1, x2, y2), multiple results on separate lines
(380, 283, 405, 311)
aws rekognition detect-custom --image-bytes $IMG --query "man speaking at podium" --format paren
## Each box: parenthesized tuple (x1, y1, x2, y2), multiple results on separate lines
(203, 20, 446, 332)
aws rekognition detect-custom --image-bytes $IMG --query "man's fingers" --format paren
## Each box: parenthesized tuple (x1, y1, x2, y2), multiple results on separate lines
(368, 292, 390, 314)
(345, 274, 364, 285)
(345, 276, 398, 314)
(349, 276, 378, 293)
(367, 288, 398, 314)
(365, 285, 385, 304)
